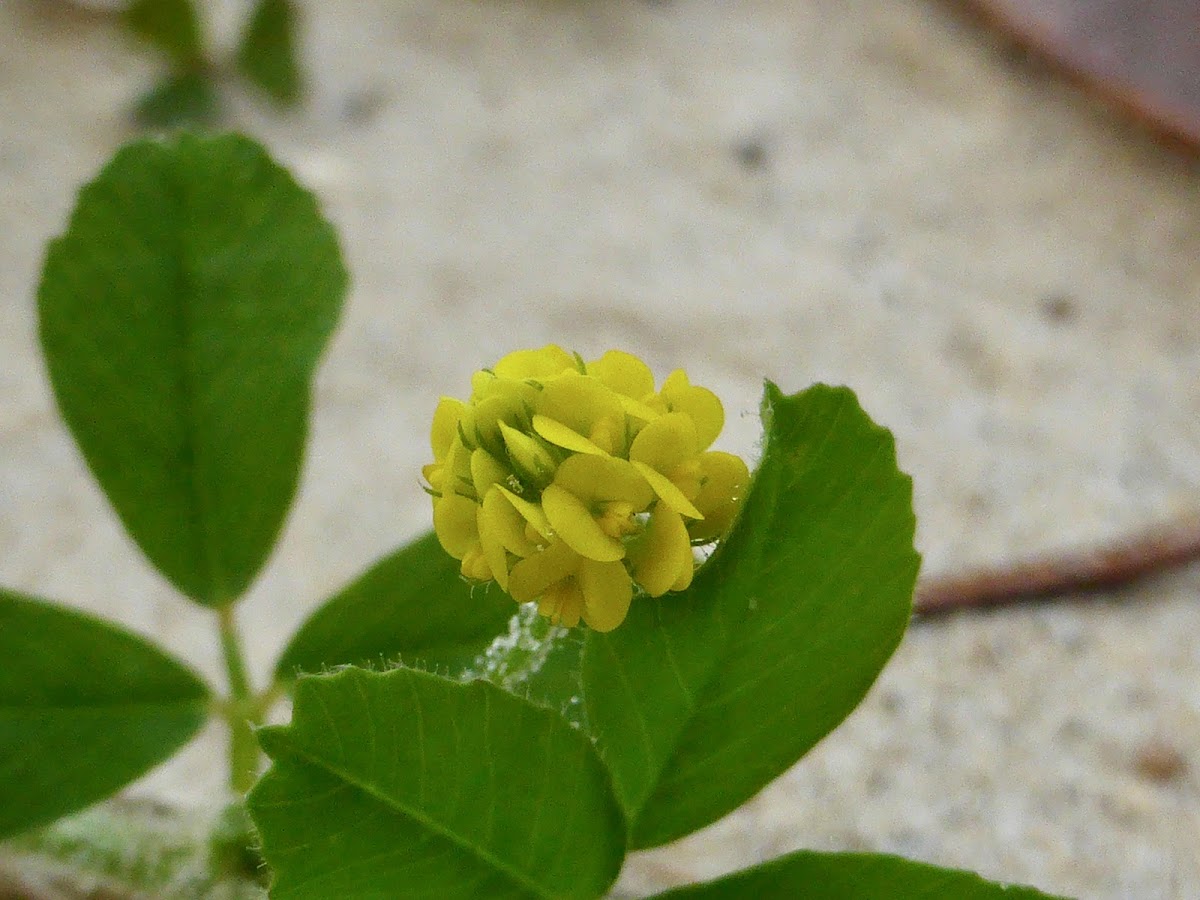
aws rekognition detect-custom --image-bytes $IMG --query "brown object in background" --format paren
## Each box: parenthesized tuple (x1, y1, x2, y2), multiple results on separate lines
(965, 0, 1200, 150)
(915, 515, 1200, 616)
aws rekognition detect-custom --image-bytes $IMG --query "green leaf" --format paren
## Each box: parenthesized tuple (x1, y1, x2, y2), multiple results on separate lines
(520, 627, 588, 728)
(124, 0, 204, 68)
(647, 849, 1065, 899)
(133, 71, 220, 129)
(236, 0, 302, 106)
(275, 532, 517, 681)
(0, 589, 210, 839)
(584, 383, 919, 849)
(38, 133, 347, 607)
(248, 668, 625, 899)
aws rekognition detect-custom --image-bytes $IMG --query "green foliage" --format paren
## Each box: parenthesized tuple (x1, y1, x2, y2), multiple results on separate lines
(37, 133, 346, 607)
(0, 590, 209, 840)
(647, 849, 1064, 899)
(119, 0, 302, 124)
(518, 623, 588, 725)
(134, 70, 220, 128)
(237, 0, 303, 105)
(248, 668, 626, 899)
(124, 0, 203, 68)
(276, 531, 517, 680)
(584, 383, 919, 849)
(6, 132, 1064, 899)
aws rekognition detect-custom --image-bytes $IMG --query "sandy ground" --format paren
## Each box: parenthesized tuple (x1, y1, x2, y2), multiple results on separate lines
(2, 1, 1199, 897)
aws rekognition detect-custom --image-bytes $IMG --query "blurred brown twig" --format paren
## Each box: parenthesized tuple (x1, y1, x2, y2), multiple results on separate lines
(915, 515, 1200, 616)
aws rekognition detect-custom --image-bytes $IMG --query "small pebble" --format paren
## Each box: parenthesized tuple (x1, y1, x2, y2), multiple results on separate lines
(1039, 293, 1077, 324)
(733, 139, 768, 170)
(1133, 738, 1187, 783)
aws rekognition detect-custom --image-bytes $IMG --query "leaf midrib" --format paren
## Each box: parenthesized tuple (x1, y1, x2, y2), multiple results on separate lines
(618, 386, 913, 842)
(597, 384, 809, 818)
(165, 150, 225, 605)
(268, 737, 553, 900)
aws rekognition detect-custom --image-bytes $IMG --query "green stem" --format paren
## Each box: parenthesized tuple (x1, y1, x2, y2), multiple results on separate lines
(252, 679, 287, 721)
(217, 605, 258, 795)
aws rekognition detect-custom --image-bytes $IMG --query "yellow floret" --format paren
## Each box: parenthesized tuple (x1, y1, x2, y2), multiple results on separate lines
(424, 346, 747, 631)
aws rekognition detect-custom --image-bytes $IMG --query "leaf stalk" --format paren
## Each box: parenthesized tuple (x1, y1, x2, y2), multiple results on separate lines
(217, 605, 258, 794)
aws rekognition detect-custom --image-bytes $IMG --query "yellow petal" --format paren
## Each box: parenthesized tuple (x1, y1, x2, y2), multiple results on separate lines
(477, 493, 522, 590)
(493, 345, 577, 380)
(481, 488, 537, 557)
(587, 415, 625, 456)
(538, 581, 583, 628)
(433, 493, 479, 559)
(629, 504, 693, 597)
(470, 371, 540, 410)
(596, 500, 640, 539)
(616, 393, 662, 423)
(468, 392, 528, 451)
(532, 414, 607, 456)
(586, 350, 655, 399)
(421, 461, 444, 492)
(470, 369, 494, 398)
(668, 458, 703, 502)
(460, 546, 493, 582)
(578, 559, 633, 632)
(470, 448, 509, 500)
(629, 412, 698, 474)
(661, 370, 725, 451)
(508, 539, 578, 602)
(538, 372, 624, 438)
(442, 436, 472, 487)
(689, 451, 751, 542)
(496, 485, 553, 541)
(631, 461, 703, 519)
(671, 555, 695, 592)
(430, 397, 465, 459)
(555, 454, 654, 509)
(542, 484, 625, 562)
(499, 421, 557, 485)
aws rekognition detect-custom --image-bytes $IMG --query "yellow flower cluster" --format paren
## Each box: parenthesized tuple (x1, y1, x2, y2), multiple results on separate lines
(424, 346, 749, 632)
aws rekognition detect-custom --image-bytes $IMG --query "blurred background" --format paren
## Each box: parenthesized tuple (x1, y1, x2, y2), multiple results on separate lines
(1, 1, 1199, 896)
